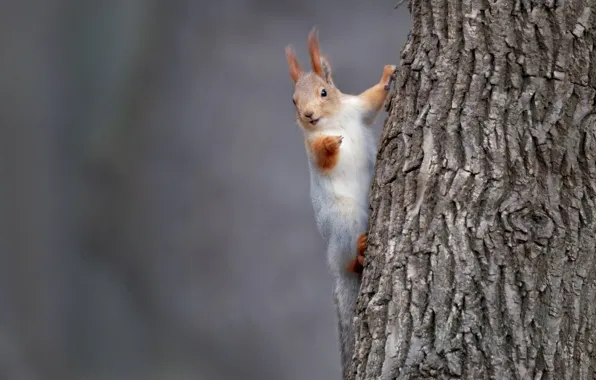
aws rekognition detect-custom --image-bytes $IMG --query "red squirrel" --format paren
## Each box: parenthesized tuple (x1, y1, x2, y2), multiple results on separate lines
(285, 28, 395, 378)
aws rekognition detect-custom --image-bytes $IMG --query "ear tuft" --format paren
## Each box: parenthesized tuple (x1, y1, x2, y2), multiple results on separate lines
(285, 45, 302, 84)
(307, 27, 324, 77)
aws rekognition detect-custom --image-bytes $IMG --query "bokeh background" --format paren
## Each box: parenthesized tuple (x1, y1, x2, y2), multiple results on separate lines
(0, 1, 410, 379)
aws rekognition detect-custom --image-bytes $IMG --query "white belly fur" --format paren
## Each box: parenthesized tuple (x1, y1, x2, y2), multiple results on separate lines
(306, 97, 377, 271)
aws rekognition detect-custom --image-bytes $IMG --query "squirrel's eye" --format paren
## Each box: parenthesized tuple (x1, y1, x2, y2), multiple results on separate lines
(321, 89, 327, 97)
(292, 98, 296, 105)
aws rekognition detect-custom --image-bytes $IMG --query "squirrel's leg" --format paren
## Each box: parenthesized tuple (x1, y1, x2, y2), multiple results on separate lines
(346, 233, 367, 274)
(309, 135, 343, 172)
(357, 65, 397, 125)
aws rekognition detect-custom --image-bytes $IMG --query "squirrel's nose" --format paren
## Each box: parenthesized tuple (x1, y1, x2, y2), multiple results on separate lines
(304, 111, 313, 119)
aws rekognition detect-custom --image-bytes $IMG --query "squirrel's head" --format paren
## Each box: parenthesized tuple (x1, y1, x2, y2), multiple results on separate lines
(285, 28, 341, 130)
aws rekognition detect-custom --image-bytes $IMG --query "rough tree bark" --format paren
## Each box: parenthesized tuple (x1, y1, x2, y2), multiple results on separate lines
(351, 0, 596, 379)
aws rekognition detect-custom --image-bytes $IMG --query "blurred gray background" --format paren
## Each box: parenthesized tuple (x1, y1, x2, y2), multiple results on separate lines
(0, 1, 410, 379)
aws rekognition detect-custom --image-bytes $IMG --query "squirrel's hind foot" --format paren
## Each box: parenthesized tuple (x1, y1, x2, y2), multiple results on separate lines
(346, 233, 367, 274)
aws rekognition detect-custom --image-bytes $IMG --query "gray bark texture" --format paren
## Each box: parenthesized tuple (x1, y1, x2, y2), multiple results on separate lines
(351, 0, 596, 379)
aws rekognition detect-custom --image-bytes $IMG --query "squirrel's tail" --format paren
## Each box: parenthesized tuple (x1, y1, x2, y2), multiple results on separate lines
(327, 231, 362, 379)
(333, 270, 360, 379)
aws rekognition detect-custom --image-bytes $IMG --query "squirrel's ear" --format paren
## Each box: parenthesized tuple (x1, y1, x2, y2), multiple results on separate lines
(307, 27, 324, 77)
(320, 56, 334, 87)
(285, 45, 303, 84)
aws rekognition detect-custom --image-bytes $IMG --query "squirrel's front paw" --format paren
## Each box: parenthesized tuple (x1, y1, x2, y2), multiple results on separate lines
(310, 135, 343, 172)
(381, 65, 397, 90)
(322, 135, 343, 154)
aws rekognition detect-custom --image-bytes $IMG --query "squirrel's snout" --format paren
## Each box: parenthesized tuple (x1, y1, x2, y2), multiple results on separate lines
(301, 110, 319, 125)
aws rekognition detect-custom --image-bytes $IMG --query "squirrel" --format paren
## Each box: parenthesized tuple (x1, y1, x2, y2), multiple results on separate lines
(285, 28, 396, 378)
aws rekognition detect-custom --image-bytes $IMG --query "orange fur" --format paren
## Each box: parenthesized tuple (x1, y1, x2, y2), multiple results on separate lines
(358, 83, 387, 123)
(309, 135, 342, 172)
(357, 233, 367, 256)
(358, 65, 396, 125)
(346, 233, 367, 274)
(285, 45, 303, 83)
(308, 28, 324, 77)
(345, 259, 361, 273)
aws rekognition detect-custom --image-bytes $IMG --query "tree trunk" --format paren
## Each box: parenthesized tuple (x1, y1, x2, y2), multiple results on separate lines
(351, 1, 596, 379)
